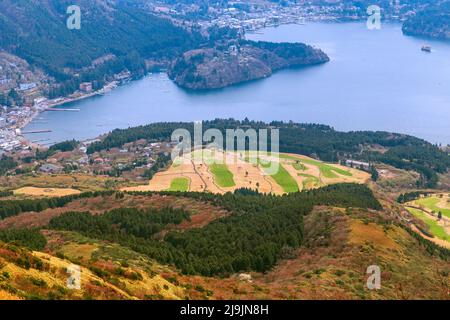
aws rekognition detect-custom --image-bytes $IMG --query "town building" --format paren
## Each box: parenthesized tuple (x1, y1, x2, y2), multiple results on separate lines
(79, 82, 93, 93)
(39, 163, 63, 174)
(345, 159, 371, 171)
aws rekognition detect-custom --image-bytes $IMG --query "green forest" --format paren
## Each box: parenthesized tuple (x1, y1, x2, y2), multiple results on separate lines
(0, 156, 17, 176)
(403, 1, 450, 40)
(0, 0, 204, 97)
(0, 229, 47, 251)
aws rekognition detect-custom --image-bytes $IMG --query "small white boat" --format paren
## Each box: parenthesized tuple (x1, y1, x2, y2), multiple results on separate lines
(421, 45, 432, 53)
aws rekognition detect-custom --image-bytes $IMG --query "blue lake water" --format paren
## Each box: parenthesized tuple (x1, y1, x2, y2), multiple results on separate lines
(24, 22, 450, 144)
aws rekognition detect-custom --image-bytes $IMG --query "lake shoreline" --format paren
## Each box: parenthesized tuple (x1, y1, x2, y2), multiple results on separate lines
(23, 22, 450, 146)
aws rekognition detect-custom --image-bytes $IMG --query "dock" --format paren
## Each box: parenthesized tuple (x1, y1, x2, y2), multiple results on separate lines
(21, 129, 52, 134)
(31, 139, 50, 143)
(45, 108, 80, 112)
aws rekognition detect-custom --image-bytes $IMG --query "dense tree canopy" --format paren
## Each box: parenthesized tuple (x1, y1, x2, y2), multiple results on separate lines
(0, 229, 47, 251)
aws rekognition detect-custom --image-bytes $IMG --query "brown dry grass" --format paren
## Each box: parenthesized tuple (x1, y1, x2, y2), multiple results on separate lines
(0, 290, 21, 300)
(348, 221, 400, 251)
(14, 187, 81, 197)
(0, 174, 128, 193)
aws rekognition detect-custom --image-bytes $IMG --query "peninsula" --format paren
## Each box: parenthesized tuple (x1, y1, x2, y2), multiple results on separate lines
(168, 40, 330, 90)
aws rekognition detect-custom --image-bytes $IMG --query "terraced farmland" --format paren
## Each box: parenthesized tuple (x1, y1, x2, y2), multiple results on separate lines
(405, 194, 450, 246)
(122, 150, 370, 195)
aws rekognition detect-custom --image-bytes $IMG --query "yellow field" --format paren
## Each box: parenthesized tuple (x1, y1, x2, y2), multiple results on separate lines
(122, 150, 370, 195)
(14, 187, 81, 197)
(0, 174, 129, 193)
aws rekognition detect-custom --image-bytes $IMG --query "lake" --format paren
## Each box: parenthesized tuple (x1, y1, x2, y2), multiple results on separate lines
(24, 22, 450, 145)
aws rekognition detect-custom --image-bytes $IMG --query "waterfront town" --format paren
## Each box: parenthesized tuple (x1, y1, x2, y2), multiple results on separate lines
(150, 0, 414, 31)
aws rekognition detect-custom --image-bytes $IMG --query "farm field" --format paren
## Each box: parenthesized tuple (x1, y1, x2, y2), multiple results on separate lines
(405, 194, 450, 246)
(413, 195, 450, 218)
(122, 150, 370, 195)
(14, 187, 81, 197)
(406, 207, 450, 242)
(168, 178, 190, 192)
(209, 164, 236, 188)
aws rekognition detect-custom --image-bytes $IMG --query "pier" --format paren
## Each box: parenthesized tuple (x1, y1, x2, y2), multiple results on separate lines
(31, 139, 51, 143)
(45, 108, 80, 112)
(21, 129, 52, 134)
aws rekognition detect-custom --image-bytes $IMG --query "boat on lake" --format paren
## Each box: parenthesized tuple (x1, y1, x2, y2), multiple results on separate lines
(421, 45, 432, 52)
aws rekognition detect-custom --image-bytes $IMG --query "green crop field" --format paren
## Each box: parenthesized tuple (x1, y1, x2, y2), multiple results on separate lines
(168, 177, 190, 192)
(292, 162, 306, 171)
(298, 173, 321, 189)
(209, 164, 236, 188)
(260, 161, 299, 193)
(279, 154, 352, 178)
(414, 197, 450, 219)
(407, 207, 449, 241)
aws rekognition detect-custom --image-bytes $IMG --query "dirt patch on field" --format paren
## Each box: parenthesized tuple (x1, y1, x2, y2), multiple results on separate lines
(14, 187, 81, 197)
(437, 194, 450, 210)
(348, 220, 400, 251)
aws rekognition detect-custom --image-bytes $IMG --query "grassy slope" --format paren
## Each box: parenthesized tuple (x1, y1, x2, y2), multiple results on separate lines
(0, 233, 185, 300)
(414, 197, 450, 219)
(2, 206, 448, 300)
(209, 164, 236, 188)
(270, 163, 299, 193)
(298, 173, 321, 189)
(407, 207, 449, 242)
(257, 158, 299, 193)
(168, 178, 189, 192)
(280, 154, 352, 178)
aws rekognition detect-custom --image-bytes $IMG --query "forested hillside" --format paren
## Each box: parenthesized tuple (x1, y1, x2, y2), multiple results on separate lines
(0, 0, 202, 81)
(0, 187, 448, 300)
(168, 40, 329, 89)
(403, 1, 450, 40)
